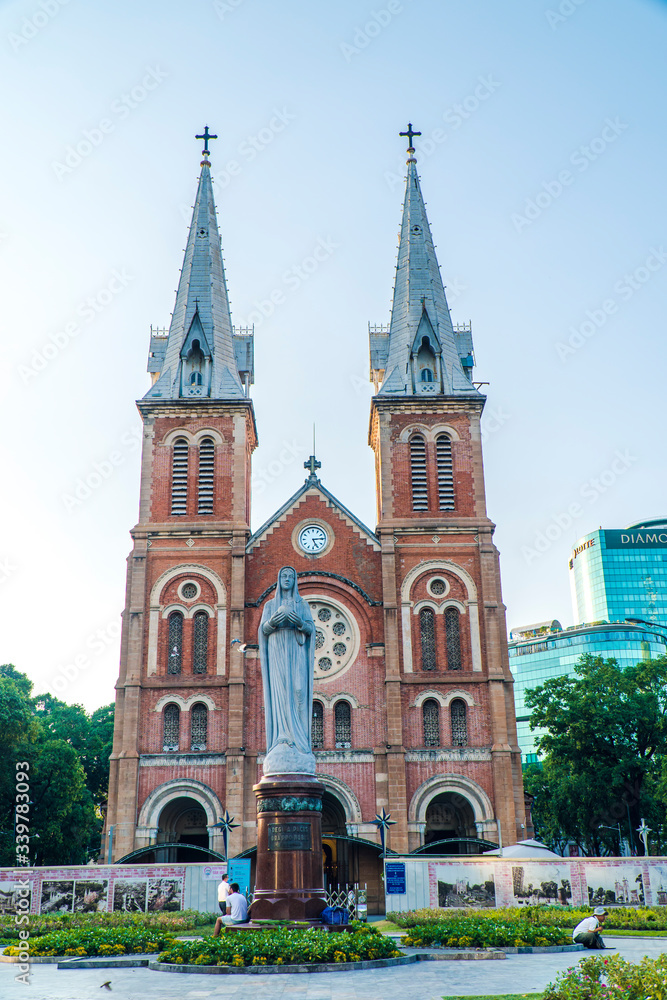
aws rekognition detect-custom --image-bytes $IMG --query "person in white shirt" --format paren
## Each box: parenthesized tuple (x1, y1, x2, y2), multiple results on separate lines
(217, 874, 231, 913)
(572, 907, 610, 949)
(213, 884, 248, 935)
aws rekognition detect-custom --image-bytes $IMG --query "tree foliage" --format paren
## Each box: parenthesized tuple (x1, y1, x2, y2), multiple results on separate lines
(524, 653, 667, 855)
(0, 664, 114, 866)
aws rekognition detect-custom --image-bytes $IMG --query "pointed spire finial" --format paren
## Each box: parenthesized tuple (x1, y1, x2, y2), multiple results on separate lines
(399, 122, 421, 162)
(304, 430, 321, 482)
(195, 125, 218, 165)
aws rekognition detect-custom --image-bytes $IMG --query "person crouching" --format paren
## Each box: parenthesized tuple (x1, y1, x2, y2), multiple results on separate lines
(572, 906, 611, 949)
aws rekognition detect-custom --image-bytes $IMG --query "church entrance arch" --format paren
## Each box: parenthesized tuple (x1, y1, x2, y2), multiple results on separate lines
(424, 792, 476, 852)
(157, 796, 208, 848)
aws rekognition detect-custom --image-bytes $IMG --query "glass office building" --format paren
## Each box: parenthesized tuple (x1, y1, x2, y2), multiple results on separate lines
(569, 518, 667, 627)
(509, 620, 667, 762)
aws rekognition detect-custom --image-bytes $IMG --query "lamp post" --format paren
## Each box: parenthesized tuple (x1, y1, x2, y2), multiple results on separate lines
(598, 823, 625, 857)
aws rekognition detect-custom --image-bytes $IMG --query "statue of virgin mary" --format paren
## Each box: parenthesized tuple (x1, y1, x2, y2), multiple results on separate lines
(258, 566, 317, 775)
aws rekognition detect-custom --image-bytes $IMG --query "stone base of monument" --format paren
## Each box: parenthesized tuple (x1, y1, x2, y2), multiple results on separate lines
(249, 774, 327, 922)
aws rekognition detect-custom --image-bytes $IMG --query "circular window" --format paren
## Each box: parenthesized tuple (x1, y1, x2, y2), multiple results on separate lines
(308, 598, 359, 681)
(427, 577, 449, 598)
(179, 581, 200, 601)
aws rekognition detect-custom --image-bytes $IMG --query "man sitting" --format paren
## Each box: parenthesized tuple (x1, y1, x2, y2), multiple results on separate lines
(212, 883, 248, 936)
(572, 906, 611, 949)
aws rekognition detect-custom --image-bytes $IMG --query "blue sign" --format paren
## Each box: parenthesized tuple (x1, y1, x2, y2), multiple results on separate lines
(228, 859, 252, 896)
(385, 862, 406, 894)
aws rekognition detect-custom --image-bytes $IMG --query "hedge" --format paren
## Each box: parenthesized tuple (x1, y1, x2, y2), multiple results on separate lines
(3, 926, 175, 957)
(387, 905, 667, 931)
(0, 909, 213, 941)
(399, 915, 570, 948)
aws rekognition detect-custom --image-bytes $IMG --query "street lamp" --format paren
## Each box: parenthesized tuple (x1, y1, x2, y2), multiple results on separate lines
(598, 824, 625, 856)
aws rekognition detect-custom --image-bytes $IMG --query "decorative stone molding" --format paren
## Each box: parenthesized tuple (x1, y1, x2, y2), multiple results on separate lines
(405, 749, 491, 762)
(153, 693, 217, 713)
(257, 796, 323, 813)
(139, 752, 226, 767)
(137, 778, 225, 830)
(316, 773, 363, 824)
(408, 773, 494, 825)
(314, 750, 374, 763)
(398, 422, 461, 443)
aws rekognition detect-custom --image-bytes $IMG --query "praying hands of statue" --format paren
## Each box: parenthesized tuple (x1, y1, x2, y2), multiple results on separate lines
(266, 605, 303, 631)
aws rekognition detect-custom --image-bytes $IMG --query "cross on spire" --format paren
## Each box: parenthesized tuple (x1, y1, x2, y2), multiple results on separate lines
(304, 455, 321, 480)
(400, 122, 421, 150)
(196, 126, 218, 155)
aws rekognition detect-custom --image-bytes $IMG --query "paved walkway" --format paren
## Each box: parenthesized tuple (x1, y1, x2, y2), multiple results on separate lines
(2, 937, 665, 999)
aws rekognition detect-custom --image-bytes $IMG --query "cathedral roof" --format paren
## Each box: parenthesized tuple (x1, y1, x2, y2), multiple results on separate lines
(373, 154, 482, 399)
(247, 462, 380, 554)
(143, 152, 249, 401)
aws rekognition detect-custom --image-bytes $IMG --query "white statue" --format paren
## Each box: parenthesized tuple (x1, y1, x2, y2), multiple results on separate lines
(258, 566, 316, 775)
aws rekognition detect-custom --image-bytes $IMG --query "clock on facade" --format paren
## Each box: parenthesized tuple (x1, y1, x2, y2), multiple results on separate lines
(298, 524, 328, 554)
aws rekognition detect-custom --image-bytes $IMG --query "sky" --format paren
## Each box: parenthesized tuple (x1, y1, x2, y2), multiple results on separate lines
(1, 0, 666, 711)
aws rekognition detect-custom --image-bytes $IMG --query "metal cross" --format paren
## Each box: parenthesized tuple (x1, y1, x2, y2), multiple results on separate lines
(400, 123, 421, 149)
(196, 126, 218, 154)
(211, 810, 239, 862)
(304, 454, 321, 478)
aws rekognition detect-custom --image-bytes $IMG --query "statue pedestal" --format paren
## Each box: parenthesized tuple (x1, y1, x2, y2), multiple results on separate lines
(249, 774, 327, 921)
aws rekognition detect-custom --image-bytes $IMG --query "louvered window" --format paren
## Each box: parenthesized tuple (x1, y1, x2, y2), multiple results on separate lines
(419, 607, 436, 671)
(312, 701, 324, 749)
(171, 437, 189, 515)
(197, 437, 214, 514)
(445, 607, 462, 670)
(436, 434, 455, 510)
(167, 612, 183, 674)
(334, 701, 351, 749)
(451, 699, 468, 746)
(163, 704, 180, 752)
(190, 703, 208, 751)
(193, 611, 209, 674)
(410, 434, 428, 511)
(423, 699, 440, 747)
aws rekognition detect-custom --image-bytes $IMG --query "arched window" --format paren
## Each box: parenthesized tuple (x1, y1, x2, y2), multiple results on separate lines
(190, 371, 203, 386)
(420, 368, 434, 382)
(190, 703, 208, 752)
(451, 699, 468, 746)
(409, 434, 428, 511)
(171, 437, 189, 515)
(197, 437, 215, 514)
(419, 607, 436, 671)
(436, 434, 454, 510)
(163, 704, 180, 752)
(334, 701, 351, 749)
(312, 701, 324, 749)
(444, 607, 462, 670)
(423, 699, 440, 747)
(192, 611, 209, 674)
(167, 612, 183, 674)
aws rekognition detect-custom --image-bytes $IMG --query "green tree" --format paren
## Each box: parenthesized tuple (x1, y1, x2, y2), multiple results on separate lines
(526, 653, 667, 854)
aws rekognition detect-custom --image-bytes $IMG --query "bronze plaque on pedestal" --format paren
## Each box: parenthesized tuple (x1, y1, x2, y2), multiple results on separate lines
(267, 822, 311, 852)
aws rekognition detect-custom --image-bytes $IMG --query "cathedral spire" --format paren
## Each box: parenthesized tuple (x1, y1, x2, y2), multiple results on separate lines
(372, 126, 479, 397)
(144, 130, 249, 401)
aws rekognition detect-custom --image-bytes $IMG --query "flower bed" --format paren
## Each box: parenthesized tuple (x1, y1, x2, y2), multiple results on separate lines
(158, 924, 401, 968)
(3, 927, 175, 958)
(399, 915, 570, 949)
(387, 905, 667, 932)
(544, 952, 667, 1000)
(0, 909, 213, 941)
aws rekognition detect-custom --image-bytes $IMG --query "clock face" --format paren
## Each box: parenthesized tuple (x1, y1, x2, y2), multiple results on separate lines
(298, 524, 328, 553)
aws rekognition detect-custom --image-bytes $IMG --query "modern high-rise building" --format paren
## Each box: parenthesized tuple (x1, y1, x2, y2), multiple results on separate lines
(569, 519, 667, 627)
(509, 620, 667, 761)
(104, 130, 528, 906)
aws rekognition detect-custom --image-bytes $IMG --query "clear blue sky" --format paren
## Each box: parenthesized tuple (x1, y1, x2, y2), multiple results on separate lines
(1, 0, 666, 709)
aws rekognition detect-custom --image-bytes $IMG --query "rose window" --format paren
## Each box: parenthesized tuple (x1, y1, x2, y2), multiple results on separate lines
(308, 599, 358, 680)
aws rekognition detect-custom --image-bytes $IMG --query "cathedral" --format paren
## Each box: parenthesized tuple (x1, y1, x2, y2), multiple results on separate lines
(104, 129, 528, 911)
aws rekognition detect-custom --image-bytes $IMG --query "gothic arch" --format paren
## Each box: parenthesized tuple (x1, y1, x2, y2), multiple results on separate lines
(153, 693, 217, 713)
(317, 774, 362, 828)
(398, 423, 461, 443)
(147, 564, 227, 677)
(412, 689, 448, 709)
(400, 559, 482, 673)
(409, 774, 494, 827)
(160, 427, 224, 447)
(137, 778, 224, 831)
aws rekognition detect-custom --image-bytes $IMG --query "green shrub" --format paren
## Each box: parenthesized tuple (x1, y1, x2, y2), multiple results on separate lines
(544, 953, 667, 1000)
(3, 926, 175, 957)
(387, 905, 667, 932)
(158, 924, 400, 967)
(399, 914, 569, 948)
(0, 909, 214, 941)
